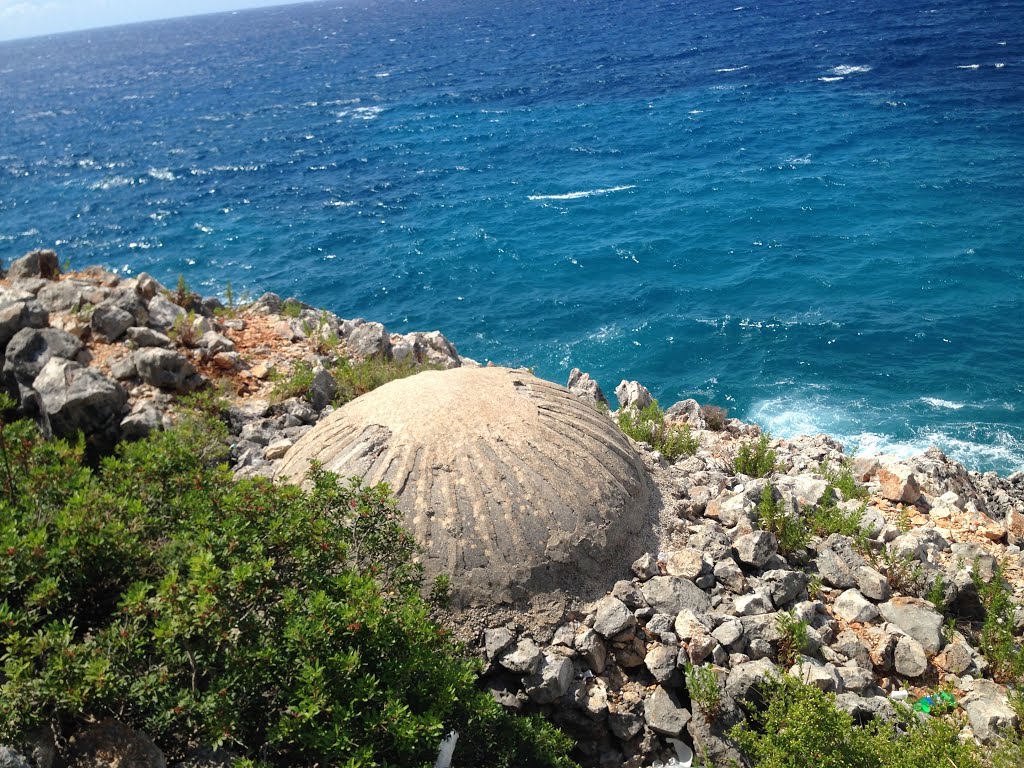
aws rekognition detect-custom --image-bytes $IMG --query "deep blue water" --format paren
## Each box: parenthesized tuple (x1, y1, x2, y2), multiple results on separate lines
(1, 0, 1023, 473)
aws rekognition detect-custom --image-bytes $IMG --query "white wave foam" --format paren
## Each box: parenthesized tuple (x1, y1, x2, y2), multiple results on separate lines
(528, 184, 635, 201)
(829, 64, 872, 76)
(147, 168, 175, 182)
(716, 65, 748, 73)
(786, 155, 811, 166)
(194, 223, 214, 234)
(818, 76, 844, 83)
(89, 175, 134, 191)
(920, 397, 965, 410)
(957, 64, 981, 70)
(995, 63, 1006, 68)
(336, 105, 384, 120)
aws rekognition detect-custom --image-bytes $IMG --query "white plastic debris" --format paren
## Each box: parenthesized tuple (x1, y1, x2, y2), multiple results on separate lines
(890, 690, 910, 701)
(651, 738, 694, 768)
(433, 730, 459, 768)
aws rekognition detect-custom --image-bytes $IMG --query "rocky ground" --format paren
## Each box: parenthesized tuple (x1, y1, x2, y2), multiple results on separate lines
(2, 250, 1023, 768)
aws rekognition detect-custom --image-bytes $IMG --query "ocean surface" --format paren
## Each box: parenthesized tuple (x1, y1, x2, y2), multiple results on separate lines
(1, 0, 1023, 473)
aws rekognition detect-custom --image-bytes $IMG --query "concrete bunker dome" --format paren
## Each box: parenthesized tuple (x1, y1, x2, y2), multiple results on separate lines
(275, 366, 655, 607)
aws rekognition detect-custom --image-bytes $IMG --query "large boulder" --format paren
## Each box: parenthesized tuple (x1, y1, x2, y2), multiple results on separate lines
(32, 358, 126, 448)
(567, 368, 609, 410)
(134, 348, 196, 391)
(276, 367, 655, 609)
(4, 327, 83, 386)
(641, 576, 711, 616)
(7, 249, 60, 281)
(0, 292, 48, 352)
(878, 597, 945, 654)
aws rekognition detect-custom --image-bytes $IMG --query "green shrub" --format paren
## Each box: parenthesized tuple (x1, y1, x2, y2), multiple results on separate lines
(820, 460, 869, 502)
(734, 434, 777, 478)
(617, 401, 698, 461)
(775, 610, 809, 668)
(757, 486, 809, 555)
(0, 415, 577, 767)
(332, 356, 432, 406)
(269, 360, 316, 402)
(700, 404, 728, 431)
(731, 676, 983, 768)
(972, 559, 1024, 683)
(684, 662, 721, 721)
(281, 298, 303, 318)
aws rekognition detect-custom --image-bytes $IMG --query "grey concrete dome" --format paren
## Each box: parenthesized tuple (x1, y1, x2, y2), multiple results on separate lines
(275, 366, 654, 607)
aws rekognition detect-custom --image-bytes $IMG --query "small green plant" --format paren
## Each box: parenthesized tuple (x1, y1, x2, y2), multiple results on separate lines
(331, 357, 434, 406)
(281, 298, 303, 318)
(757, 485, 810, 555)
(684, 662, 721, 722)
(972, 559, 1024, 683)
(172, 274, 199, 309)
(820, 460, 869, 502)
(873, 548, 925, 596)
(269, 360, 316, 402)
(807, 574, 824, 601)
(617, 400, 699, 461)
(224, 280, 234, 311)
(168, 310, 199, 347)
(895, 507, 913, 533)
(303, 311, 341, 356)
(775, 610, 809, 667)
(701, 404, 728, 431)
(734, 434, 777, 478)
(429, 573, 453, 610)
(926, 573, 947, 611)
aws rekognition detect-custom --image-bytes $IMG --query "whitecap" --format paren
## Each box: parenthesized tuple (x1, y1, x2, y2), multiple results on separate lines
(829, 65, 872, 76)
(716, 65, 748, 73)
(147, 168, 175, 181)
(337, 105, 384, 120)
(957, 64, 980, 70)
(325, 199, 356, 208)
(88, 175, 134, 191)
(527, 184, 636, 201)
(920, 397, 965, 410)
(375, 71, 390, 78)
(194, 223, 214, 234)
(818, 76, 845, 83)
(994, 63, 1005, 68)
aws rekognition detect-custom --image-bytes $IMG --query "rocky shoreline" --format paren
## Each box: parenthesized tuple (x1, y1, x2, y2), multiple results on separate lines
(1, 250, 1023, 768)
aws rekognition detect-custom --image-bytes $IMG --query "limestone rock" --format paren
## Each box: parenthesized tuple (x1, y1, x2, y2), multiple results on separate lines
(733, 531, 778, 568)
(484, 627, 515, 659)
(67, 718, 166, 768)
(664, 548, 707, 580)
(134, 348, 196, 391)
(0, 293, 48, 352)
(91, 303, 134, 342)
(964, 694, 1019, 744)
(525, 653, 573, 703)
(499, 638, 542, 674)
(276, 367, 654, 609)
(726, 658, 779, 703)
(833, 589, 880, 624)
(593, 595, 635, 638)
(644, 643, 679, 683)
(33, 358, 126, 448)
(855, 565, 891, 602)
(147, 294, 186, 331)
(567, 368, 609, 410)
(614, 379, 652, 411)
(878, 464, 922, 504)
(4, 327, 83, 386)
(893, 635, 927, 677)
(643, 686, 690, 737)
(8, 250, 59, 281)
(642, 576, 711, 616)
(878, 597, 945, 654)
(575, 628, 608, 674)
(347, 321, 391, 359)
(815, 534, 867, 589)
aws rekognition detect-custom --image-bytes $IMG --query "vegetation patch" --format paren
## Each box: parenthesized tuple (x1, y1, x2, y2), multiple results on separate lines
(617, 400, 699, 460)
(734, 434, 778, 478)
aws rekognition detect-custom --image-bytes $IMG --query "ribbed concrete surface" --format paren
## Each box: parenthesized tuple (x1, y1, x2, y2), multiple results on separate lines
(275, 366, 654, 607)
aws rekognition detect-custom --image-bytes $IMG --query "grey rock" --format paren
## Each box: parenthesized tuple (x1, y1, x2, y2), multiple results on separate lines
(575, 628, 607, 674)
(4, 327, 83, 385)
(833, 589, 880, 624)
(733, 531, 778, 568)
(36, 280, 84, 312)
(0, 295, 48, 352)
(147, 294, 186, 330)
(134, 347, 196, 391)
(611, 579, 648, 610)
(836, 665, 876, 693)
(592, 595, 635, 638)
(33, 358, 127, 447)
(67, 718, 166, 768)
(762, 569, 807, 607)
(109, 355, 137, 380)
(964, 696, 1019, 744)
(878, 463, 921, 504)
(834, 693, 897, 724)
(609, 709, 644, 741)
(8, 250, 59, 280)
(91, 303, 134, 341)
(499, 638, 542, 674)
(642, 576, 711, 616)
(525, 653, 573, 703)
(198, 331, 235, 356)
(891, 528, 949, 563)
(726, 658, 779, 703)
(674, 608, 712, 640)
(878, 597, 945, 654)
(643, 686, 691, 737)
(855, 565, 891, 602)
(484, 627, 515, 659)
(644, 643, 680, 683)
(789, 657, 842, 692)
(893, 635, 928, 677)
(566, 368, 609, 409)
(935, 641, 973, 675)
(665, 398, 706, 429)
(614, 379, 652, 410)
(125, 326, 173, 348)
(714, 558, 746, 593)
(712, 619, 743, 647)
(347, 321, 391, 359)
(832, 630, 872, 669)
(310, 368, 337, 411)
(120, 404, 164, 440)
(631, 552, 659, 580)
(734, 593, 773, 616)
(815, 534, 867, 589)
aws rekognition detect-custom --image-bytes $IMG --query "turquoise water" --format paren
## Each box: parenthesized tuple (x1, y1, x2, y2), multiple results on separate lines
(1, 0, 1023, 472)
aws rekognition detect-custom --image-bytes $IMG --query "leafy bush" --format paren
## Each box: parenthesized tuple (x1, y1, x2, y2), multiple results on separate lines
(972, 559, 1024, 683)
(731, 676, 983, 768)
(684, 662, 721, 721)
(269, 360, 316, 402)
(0, 414, 577, 767)
(757, 486, 810, 555)
(820, 460, 869, 502)
(617, 401, 698, 461)
(700, 404, 728, 431)
(332, 356, 433, 406)
(281, 298, 304, 318)
(775, 610, 809, 668)
(734, 435, 777, 478)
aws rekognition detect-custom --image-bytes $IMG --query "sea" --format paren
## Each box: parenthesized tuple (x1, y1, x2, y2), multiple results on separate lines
(1, 0, 1022, 474)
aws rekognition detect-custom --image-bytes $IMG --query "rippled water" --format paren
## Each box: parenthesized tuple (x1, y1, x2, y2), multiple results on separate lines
(1, 0, 1022, 472)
